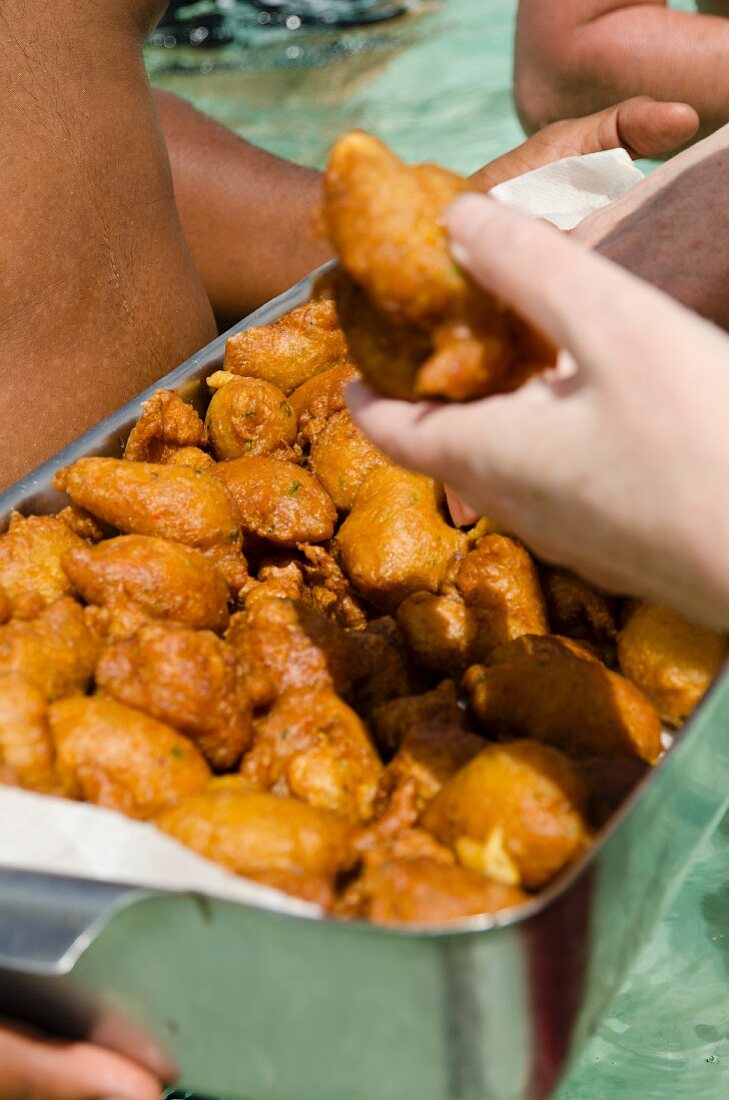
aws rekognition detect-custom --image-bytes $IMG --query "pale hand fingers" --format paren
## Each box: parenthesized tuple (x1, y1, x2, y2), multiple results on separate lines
(0, 1025, 162, 1100)
(446, 193, 716, 377)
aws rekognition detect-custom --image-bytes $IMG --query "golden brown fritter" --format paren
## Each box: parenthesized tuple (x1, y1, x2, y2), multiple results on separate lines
(227, 595, 360, 707)
(337, 467, 466, 610)
(296, 543, 369, 629)
(163, 447, 216, 472)
(241, 686, 384, 823)
(322, 132, 554, 401)
(617, 603, 729, 726)
(54, 458, 242, 553)
(224, 298, 351, 395)
(0, 598, 99, 701)
(56, 505, 107, 543)
(156, 783, 353, 881)
(124, 390, 208, 464)
(397, 535, 548, 675)
(397, 591, 475, 675)
(0, 513, 86, 619)
(50, 695, 210, 818)
(541, 566, 618, 658)
(63, 535, 230, 633)
(205, 377, 297, 461)
(0, 675, 59, 793)
(464, 635, 663, 764)
(422, 740, 590, 890)
(288, 364, 360, 446)
(331, 277, 428, 402)
(250, 868, 337, 910)
(0, 587, 10, 625)
(214, 456, 336, 548)
(309, 410, 391, 512)
(96, 623, 252, 771)
(456, 535, 548, 650)
(341, 857, 528, 924)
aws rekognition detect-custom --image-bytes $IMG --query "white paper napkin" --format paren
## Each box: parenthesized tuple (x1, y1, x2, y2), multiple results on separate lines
(488, 147, 644, 229)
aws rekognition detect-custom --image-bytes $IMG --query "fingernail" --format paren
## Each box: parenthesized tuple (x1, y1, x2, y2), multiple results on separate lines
(445, 193, 495, 252)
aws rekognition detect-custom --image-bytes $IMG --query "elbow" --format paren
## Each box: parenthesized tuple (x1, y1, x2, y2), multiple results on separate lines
(514, 31, 604, 133)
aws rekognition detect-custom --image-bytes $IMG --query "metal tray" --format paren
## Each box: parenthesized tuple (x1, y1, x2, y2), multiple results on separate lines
(1, 267, 728, 1100)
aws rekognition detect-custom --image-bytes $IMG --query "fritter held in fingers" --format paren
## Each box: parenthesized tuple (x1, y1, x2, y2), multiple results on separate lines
(309, 409, 391, 512)
(205, 376, 297, 462)
(214, 456, 336, 549)
(0, 674, 59, 793)
(617, 603, 729, 726)
(322, 131, 555, 401)
(0, 513, 86, 619)
(241, 685, 384, 823)
(422, 740, 590, 890)
(464, 634, 662, 764)
(54, 458, 242, 554)
(96, 623, 252, 771)
(0, 598, 99, 701)
(124, 390, 208, 464)
(63, 535, 231, 633)
(337, 467, 467, 611)
(224, 298, 351, 395)
(50, 695, 210, 818)
(156, 783, 353, 886)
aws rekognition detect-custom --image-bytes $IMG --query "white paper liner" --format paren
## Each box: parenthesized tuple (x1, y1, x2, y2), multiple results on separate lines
(0, 788, 318, 915)
(0, 148, 644, 908)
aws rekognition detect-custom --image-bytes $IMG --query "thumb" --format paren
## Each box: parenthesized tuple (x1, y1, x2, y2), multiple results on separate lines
(613, 96, 699, 158)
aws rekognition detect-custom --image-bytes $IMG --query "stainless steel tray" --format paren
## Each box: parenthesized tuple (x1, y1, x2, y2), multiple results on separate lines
(1, 266, 728, 1100)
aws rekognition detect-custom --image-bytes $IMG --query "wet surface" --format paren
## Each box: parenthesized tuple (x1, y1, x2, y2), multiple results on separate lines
(146, 0, 523, 173)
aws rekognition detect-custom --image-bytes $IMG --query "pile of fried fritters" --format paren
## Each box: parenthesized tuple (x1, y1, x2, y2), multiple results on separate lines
(0, 134, 726, 925)
(0, 302, 725, 923)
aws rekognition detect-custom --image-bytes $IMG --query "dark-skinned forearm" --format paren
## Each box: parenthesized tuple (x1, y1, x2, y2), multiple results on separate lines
(153, 90, 332, 327)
